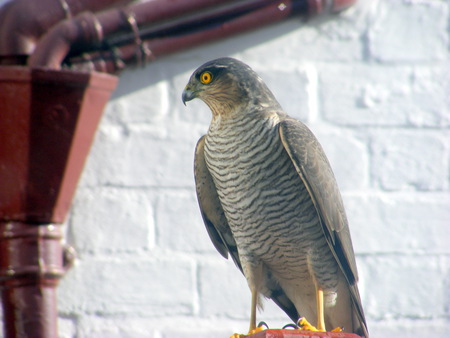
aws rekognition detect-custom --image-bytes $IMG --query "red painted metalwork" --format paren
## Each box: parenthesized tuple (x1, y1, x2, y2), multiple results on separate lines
(0, 222, 65, 337)
(0, 0, 132, 65)
(28, 0, 357, 72)
(0, 66, 117, 223)
(249, 329, 362, 337)
(0, 66, 118, 337)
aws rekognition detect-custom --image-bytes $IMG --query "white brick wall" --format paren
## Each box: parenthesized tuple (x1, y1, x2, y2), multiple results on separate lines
(59, 0, 450, 337)
(1, 0, 449, 337)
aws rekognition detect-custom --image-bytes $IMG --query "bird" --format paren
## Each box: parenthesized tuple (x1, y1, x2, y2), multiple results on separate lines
(182, 57, 368, 337)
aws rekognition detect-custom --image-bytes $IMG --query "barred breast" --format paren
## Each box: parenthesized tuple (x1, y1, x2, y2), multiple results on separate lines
(204, 111, 340, 304)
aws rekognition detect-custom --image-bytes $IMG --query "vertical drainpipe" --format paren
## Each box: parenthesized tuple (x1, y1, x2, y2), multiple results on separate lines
(0, 2, 124, 336)
(0, 66, 118, 337)
(0, 38, 118, 338)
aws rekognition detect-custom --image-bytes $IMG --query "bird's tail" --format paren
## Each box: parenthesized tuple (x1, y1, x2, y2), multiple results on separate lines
(350, 284, 369, 338)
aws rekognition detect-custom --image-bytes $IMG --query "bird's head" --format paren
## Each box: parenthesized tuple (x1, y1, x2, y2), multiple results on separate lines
(182, 57, 279, 116)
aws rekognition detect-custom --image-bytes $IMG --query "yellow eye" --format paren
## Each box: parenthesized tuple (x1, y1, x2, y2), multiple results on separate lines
(200, 71, 213, 84)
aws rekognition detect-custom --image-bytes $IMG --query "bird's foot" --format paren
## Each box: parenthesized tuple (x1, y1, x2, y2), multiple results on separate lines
(296, 317, 343, 333)
(230, 322, 267, 338)
(297, 317, 323, 332)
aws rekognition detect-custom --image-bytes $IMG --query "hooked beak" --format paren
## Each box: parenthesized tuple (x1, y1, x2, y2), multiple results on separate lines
(182, 86, 198, 106)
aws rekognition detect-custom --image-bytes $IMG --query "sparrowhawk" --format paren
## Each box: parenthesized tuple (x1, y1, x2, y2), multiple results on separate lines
(182, 57, 368, 337)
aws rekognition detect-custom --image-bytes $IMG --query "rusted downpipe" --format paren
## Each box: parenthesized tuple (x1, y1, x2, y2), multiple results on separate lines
(97, 0, 356, 72)
(0, 66, 118, 337)
(65, 0, 305, 72)
(128, 0, 307, 63)
(28, 0, 239, 69)
(29, 0, 356, 72)
(0, 222, 66, 337)
(0, 0, 133, 65)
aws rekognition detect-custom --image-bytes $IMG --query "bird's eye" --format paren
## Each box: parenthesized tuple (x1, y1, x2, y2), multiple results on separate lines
(200, 71, 213, 84)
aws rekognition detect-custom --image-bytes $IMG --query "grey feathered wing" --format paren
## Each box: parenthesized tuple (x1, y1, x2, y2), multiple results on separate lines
(278, 118, 368, 337)
(194, 135, 299, 322)
(194, 135, 238, 263)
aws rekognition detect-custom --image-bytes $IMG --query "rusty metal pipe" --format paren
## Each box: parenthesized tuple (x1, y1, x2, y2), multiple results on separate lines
(0, 222, 65, 338)
(0, 0, 133, 65)
(63, 0, 357, 73)
(111, 0, 285, 46)
(129, 0, 306, 63)
(28, 0, 240, 68)
(29, 0, 356, 72)
(0, 66, 118, 338)
(63, 0, 285, 72)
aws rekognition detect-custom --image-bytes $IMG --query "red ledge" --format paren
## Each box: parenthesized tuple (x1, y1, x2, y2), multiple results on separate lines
(249, 329, 361, 338)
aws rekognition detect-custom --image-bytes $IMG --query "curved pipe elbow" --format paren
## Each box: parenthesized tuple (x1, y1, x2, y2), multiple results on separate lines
(25, 0, 358, 70)
(0, 0, 132, 64)
(28, 12, 104, 69)
(0, 0, 62, 60)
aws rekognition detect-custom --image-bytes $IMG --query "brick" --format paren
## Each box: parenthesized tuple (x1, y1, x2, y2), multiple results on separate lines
(58, 317, 77, 338)
(254, 66, 310, 122)
(198, 259, 250, 319)
(370, 131, 448, 191)
(104, 66, 169, 125)
(408, 66, 450, 127)
(345, 193, 450, 254)
(367, 318, 450, 338)
(368, 0, 449, 62)
(70, 186, 154, 253)
(357, 254, 448, 319)
(240, 13, 365, 64)
(312, 129, 369, 191)
(77, 316, 156, 338)
(79, 122, 197, 188)
(320, 64, 450, 127)
(198, 260, 292, 324)
(156, 189, 218, 253)
(58, 258, 194, 316)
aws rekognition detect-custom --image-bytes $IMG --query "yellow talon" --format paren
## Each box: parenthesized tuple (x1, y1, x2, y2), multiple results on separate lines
(248, 325, 265, 335)
(297, 317, 322, 332)
(297, 317, 343, 333)
(230, 323, 265, 338)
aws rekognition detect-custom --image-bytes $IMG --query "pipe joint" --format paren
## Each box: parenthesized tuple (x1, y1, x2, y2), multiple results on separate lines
(0, 222, 68, 288)
(28, 11, 105, 68)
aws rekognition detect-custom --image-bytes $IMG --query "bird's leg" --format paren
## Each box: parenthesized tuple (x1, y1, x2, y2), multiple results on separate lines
(230, 289, 265, 338)
(297, 286, 343, 333)
(297, 285, 326, 332)
(247, 289, 265, 334)
(316, 288, 326, 332)
(316, 286, 343, 333)
(249, 288, 258, 332)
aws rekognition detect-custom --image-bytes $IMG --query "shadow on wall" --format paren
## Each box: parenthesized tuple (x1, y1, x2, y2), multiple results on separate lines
(110, 18, 304, 100)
